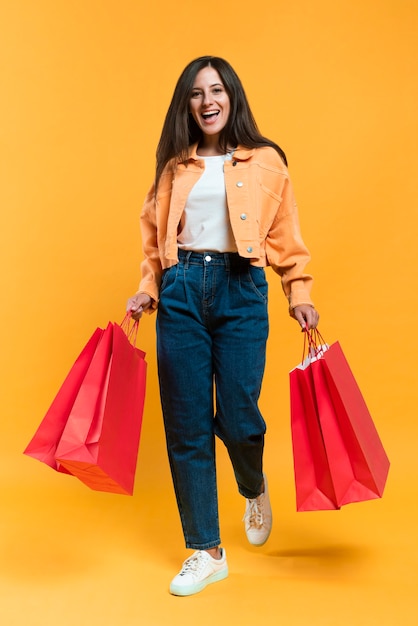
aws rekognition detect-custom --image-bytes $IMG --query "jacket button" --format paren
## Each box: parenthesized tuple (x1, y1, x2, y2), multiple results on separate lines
(247, 246, 253, 253)
(240, 213, 247, 220)
(236, 181, 243, 187)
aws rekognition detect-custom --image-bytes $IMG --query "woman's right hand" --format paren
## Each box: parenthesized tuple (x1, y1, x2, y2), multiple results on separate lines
(126, 293, 152, 321)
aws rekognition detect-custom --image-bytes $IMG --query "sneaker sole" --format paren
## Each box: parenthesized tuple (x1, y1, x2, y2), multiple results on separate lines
(169, 566, 229, 597)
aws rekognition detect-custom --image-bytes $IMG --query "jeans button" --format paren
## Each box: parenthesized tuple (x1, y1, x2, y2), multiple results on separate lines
(205, 255, 212, 262)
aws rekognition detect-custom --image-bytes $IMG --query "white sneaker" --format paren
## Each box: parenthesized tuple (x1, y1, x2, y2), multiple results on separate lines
(169, 549, 228, 596)
(243, 474, 272, 546)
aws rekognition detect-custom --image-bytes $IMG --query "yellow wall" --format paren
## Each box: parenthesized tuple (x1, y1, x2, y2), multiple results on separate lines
(1, 1, 418, 623)
(2, 0, 417, 461)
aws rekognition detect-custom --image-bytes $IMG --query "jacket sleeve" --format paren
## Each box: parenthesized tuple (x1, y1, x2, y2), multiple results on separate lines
(137, 182, 161, 311)
(265, 175, 314, 311)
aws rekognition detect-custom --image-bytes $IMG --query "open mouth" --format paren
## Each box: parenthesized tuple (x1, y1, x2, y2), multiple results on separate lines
(201, 111, 220, 121)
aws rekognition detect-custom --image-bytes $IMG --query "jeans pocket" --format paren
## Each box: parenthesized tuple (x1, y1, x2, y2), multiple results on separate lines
(160, 265, 177, 293)
(246, 266, 268, 303)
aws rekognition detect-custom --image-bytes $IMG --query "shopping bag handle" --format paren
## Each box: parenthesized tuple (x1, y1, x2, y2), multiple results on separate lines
(302, 327, 327, 362)
(120, 312, 140, 346)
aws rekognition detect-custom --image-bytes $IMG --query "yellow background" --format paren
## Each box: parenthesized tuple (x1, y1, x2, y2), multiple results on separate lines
(1, 1, 417, 624)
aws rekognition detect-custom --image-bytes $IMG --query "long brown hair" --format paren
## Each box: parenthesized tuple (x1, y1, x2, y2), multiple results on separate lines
(155, 56, 287, 189)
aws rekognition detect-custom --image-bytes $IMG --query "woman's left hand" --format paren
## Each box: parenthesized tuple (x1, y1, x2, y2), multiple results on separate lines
(292, 305, 320, 330)
(126, 293, 153, 321)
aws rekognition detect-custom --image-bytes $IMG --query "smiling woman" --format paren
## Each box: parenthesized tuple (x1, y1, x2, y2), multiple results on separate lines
(126, 55, 319, 597)
(188, 67, 231, 154)
(153, 56, 288, 186)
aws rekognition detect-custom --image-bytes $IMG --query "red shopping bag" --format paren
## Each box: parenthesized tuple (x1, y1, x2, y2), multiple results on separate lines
(313, 339, 390, 506)
(290, 330, 390, 511)
(290, 353, 339, 512)
(56, 319, 146, 495)
(23, 326, 104, 471)
(53, 322, 114, 469)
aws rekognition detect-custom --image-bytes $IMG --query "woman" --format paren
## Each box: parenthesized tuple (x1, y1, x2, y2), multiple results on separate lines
(127, 56, 319, 596)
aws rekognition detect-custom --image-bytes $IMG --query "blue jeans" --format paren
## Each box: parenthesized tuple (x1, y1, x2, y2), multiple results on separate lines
(156, 250, 269, 550)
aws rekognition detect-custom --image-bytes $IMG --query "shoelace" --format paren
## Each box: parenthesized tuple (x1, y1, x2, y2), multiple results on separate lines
(180, 552, 209, 577)
(245, 496, 264, 529)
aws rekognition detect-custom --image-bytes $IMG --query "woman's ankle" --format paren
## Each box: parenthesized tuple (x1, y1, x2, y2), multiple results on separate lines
(205, 546, 222, 560)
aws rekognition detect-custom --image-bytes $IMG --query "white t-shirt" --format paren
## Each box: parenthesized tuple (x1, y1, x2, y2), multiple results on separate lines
(177, 154, 238, 253)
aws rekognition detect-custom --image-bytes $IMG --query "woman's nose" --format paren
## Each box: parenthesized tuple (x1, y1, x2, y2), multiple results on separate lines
(202, 91, 213, 106)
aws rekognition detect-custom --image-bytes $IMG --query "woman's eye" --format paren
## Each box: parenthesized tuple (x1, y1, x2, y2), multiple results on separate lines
(191, 91, 201, 98)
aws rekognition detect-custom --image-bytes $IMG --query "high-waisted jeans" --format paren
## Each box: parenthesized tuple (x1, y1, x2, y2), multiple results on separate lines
(156, 249, 269, 550)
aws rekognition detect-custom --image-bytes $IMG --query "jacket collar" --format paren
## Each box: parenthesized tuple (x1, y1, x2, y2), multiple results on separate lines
(179, 143, 255, 164)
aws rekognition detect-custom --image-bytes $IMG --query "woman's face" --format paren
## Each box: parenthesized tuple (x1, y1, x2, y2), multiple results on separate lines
(189, 66, 231, 143)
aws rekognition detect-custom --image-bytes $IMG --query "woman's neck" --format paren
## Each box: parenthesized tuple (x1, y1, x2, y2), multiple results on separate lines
(197, 138, 234, 157)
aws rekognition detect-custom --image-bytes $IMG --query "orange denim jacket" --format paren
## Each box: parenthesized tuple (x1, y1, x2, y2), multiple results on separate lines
(138, 143, 314, 313)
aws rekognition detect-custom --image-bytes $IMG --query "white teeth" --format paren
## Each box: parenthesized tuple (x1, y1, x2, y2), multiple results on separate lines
(202, 111, 219, 119)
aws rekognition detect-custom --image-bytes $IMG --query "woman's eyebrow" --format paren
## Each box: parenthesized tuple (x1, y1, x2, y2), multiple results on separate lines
(192, 82, 224, 90)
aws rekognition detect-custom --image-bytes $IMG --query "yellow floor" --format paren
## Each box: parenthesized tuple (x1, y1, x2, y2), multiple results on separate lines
(2, 409, 416, 626)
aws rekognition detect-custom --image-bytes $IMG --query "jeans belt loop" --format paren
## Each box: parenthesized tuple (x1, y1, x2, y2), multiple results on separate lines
(184, 250, 193, 269)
